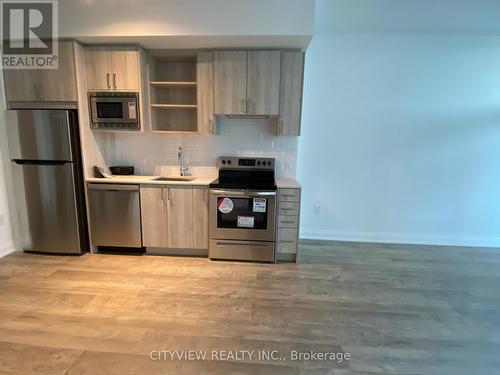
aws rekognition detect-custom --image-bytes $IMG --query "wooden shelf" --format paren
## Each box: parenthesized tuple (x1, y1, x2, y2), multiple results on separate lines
(150, 81, 197, 87)
(151, 104, 197, 109)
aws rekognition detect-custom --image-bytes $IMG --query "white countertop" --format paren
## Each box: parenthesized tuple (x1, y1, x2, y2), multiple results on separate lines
(86, 175, 216, 186)
(276, 178, 302, 189)
(87, 176, 301, 188)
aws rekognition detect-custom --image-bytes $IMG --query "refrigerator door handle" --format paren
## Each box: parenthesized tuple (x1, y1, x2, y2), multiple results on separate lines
(13, 159, 69, 166)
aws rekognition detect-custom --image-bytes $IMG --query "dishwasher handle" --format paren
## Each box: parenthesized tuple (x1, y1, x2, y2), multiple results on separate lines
(88, 184, 139, 191)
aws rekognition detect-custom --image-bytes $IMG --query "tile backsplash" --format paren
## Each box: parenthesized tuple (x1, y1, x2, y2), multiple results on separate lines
(101, 117, 298, 178)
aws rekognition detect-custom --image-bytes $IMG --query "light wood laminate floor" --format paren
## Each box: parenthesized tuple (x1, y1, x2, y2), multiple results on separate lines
(0, 240, 499, 374)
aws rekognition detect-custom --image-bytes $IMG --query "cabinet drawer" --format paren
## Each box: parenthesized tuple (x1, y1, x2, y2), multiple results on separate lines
(277, 214, 299, 228)
(277, 228, 298, 254)
(278, 201, 300, 216)
(278, 188, 300, 202)
(278, 227, 298, 243)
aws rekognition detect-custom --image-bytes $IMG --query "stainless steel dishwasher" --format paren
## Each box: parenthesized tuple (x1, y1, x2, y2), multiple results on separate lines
(88, 184, 142, 248)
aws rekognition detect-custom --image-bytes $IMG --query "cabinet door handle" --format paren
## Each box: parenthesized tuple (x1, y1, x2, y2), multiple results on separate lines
(161, 187, 165, 201)
(106, 73, 110, 89)
(112, 73, 117, 89)
(281, 220, 295, 224)
(204, 189, 208, 204)
(167, 188, 172, 202)
(208, 118, 214, 134)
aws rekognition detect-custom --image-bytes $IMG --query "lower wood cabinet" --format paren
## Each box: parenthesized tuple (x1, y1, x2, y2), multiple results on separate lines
(275, 188, 301, 261)
(140, 186, 169, 248)
(140, 185, 208, 250)
(167, 186, 193, 249)
(192, 187, 209, 249)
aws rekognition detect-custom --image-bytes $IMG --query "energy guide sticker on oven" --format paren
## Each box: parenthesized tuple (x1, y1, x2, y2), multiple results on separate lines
(218, 198, 234, 213)
(253, 198, 267, 213)
(237, 216, 255, 228)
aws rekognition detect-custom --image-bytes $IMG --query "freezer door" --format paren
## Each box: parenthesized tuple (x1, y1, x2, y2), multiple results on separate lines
(8, 110, 73, 161)
(15, 162, 82, 254)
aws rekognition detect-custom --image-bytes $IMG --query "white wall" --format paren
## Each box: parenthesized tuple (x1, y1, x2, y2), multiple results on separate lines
(60, 0, 314, 48)
(298, 14, 500, 246)
(105, 118, 298, 179)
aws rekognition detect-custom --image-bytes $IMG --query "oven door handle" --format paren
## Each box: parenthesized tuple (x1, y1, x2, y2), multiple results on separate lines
(210, 189, 276, 197)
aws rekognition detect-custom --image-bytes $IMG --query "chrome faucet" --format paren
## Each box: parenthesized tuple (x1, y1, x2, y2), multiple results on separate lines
(178, 147, 188, 176)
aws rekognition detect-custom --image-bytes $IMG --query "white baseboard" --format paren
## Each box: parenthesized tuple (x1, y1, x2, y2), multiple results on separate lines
(0, 243, 16, 258)
(300, 229, 500, 248)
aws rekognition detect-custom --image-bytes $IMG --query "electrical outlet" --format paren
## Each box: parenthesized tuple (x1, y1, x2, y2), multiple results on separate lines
(0, 214, 5, 226)
(313, 206, 321, 215)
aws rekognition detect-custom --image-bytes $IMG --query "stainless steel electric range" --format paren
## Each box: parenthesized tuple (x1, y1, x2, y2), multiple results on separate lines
(209, 156, 277, 262)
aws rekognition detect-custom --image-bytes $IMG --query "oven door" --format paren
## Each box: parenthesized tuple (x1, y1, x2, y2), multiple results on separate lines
(209, 189, 276, 242)
(90, 96, 138, 124)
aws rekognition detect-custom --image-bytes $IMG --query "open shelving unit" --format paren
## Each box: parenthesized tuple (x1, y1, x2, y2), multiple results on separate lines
(148, 52, 198, 132)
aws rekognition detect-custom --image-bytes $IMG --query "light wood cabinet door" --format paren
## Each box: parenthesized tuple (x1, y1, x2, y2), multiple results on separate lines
(279, 51, 304, 136)
(110, 50, 140, 90)
(166, 186, 194, 249)
(85, 49, 113, 90)
(140, 186, 168, 248)
(197, 51, 214, 133)
(214, 50, 247, 115)
(85, 48, 140, 91)
(3, 41, 77, 103)
(3, 69, 42, 102)
(247, 50, 281, 115)
(192, 187, 208, 249)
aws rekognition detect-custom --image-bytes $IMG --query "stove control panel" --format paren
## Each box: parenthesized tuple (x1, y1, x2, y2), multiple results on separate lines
(218, 156, 275, 170)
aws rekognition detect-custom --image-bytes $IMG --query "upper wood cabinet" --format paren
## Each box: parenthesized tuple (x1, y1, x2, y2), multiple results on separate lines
(196, 51, 215, 133)
(85, 47, 140, 91)
(214, 50, 280, 116)
(247, 51, 281, 115)
(3, 41, 78, 105)
(213, 49, 304, 135)
(278, 51, 305, 136)
(214, 50, 247, 115)
(140, 185, 208, 250)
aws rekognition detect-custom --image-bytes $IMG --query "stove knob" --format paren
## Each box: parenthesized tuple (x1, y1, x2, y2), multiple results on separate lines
(262, 161, 267, 166)
(221, 159, 226, 165)
(257, 161, 261, 166)
(268, 160, 272, 166)
(227, 160, 232, 165)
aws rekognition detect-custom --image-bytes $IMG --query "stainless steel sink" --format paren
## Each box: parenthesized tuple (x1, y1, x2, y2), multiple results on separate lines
(152, 176, 197, 182)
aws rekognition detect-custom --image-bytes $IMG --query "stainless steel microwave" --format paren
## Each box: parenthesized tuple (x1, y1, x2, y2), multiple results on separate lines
(89, 91, 140, 130)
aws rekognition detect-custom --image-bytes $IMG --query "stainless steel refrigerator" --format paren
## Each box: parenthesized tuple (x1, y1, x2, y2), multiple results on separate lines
(8, 110, 89, 254)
